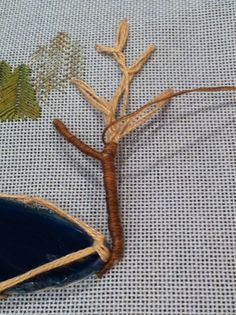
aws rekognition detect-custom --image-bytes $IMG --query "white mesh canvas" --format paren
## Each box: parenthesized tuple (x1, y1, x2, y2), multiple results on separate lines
(0, 0, 235, 314)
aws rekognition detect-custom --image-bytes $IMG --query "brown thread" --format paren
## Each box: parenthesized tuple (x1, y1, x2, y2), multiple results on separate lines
(102, 86, 236, 143)
(53, 121, 123, 277)
(53, 20, 236, 277)
(0, 20, 234, 297)
(97, 142, 123, 277)
(53, 119, 102, 160)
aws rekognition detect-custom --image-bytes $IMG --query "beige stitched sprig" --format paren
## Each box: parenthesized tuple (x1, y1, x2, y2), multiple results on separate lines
(71, 20, 172, 143)
(53, 20, 236, 277)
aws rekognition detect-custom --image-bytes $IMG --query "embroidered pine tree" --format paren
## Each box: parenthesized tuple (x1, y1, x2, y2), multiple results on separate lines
(0, 62, 40, 121)
(53, 20, 236, 276)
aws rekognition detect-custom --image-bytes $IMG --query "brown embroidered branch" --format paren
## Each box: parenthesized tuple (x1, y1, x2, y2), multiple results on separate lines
(53, 119, 122, 277)
(53, 20, 236, 277)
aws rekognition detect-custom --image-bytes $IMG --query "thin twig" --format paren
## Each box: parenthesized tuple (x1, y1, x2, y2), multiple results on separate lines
(53, 119, 102, 160)
(102, 86, 236, 143)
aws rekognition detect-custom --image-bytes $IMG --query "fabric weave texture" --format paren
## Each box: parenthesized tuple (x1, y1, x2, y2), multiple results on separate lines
(0, 0, 235, 314)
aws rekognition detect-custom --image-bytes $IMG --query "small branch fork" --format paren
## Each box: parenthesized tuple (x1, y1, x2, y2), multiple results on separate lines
(53, 119, 122, 277)
(53, 20, 236, 277)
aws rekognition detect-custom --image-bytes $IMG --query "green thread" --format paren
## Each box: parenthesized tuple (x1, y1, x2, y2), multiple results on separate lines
(0, 63, 41, 122)
(0, 32, 83, 121)
(0, 61, 12, 86)
(30, 32, 83, 101)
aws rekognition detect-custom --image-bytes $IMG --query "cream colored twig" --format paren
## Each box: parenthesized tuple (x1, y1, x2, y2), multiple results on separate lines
(70, 79, 109, 115)
(72, 20, 159, 143)
(103, 85, 236, 141)
(110, 88, 173, 143)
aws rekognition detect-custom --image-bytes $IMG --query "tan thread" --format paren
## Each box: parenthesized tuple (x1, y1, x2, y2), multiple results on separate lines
(53, 20, 166, 276)
(103, 85, 236, 142)
(0, 194, 110, 294)
(0, 246, 96, 293)
(0, 194, 107, 243)
(71, 19, 157, 142)
(1, 19, 235, 295)
(53, 20, 236, 277)
(53, 121, 124, 278)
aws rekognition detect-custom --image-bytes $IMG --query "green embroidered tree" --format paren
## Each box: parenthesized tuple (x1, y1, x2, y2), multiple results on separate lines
(0, 62, 40, 121)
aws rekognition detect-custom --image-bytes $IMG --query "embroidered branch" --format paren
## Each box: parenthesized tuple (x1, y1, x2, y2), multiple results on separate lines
(53, 20, 236, 277)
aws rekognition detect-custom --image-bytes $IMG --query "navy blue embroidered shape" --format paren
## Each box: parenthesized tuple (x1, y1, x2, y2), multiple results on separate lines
(0, 198, 104, 294)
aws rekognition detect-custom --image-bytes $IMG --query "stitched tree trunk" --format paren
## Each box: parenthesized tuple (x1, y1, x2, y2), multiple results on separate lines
(53, 120, 123, 277)
(53, 20, 236, 277)
(99, 143, 122, 276)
